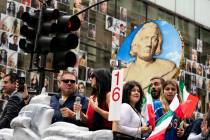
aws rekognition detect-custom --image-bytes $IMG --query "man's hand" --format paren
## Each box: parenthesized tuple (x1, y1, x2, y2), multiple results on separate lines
(73, 102, 82, 113)
(60, 107, 76, 119)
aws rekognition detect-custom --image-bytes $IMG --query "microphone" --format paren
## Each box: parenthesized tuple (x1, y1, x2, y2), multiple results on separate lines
(75, 96, 81, 120)
(59, 98, 65, 108)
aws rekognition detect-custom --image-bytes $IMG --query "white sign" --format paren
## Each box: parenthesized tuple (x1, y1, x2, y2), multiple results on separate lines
(108, 70, 123, 121)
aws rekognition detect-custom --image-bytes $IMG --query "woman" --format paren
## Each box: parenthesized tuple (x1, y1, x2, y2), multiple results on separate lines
(160, 79, 185, 140)
(113, 81, 152, 139)
(79, 69, 112, 130)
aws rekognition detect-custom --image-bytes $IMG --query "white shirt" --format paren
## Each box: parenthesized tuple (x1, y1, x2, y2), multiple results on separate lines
(117, 103, 146, 138)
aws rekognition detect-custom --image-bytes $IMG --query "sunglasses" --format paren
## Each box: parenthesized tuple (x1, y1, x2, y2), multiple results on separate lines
(62, 79, 76, 84)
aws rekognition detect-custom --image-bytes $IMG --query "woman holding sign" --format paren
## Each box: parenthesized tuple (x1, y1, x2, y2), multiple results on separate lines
(113, 81, 152, 139)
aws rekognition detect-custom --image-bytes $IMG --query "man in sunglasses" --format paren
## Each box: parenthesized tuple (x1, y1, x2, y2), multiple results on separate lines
(50, 71, 88, 126)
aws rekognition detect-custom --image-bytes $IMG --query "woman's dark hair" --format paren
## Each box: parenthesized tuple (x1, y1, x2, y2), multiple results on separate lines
(91, 68, 111, 130)
(122, 81, 144, 112)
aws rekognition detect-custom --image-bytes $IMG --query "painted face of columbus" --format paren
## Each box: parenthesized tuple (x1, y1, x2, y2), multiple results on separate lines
(130, 22, 162, 61)
(123, 22, 178, 90)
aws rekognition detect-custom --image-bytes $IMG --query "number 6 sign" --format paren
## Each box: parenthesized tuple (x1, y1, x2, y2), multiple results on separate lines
(108, 69, 123, 121)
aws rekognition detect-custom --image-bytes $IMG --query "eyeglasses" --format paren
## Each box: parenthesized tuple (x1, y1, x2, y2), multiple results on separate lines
(62, 79, 76, 84)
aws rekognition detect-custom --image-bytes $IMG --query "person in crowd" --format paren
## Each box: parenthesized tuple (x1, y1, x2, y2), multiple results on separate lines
(113, 81, 152, 139)
(160, 79, 185, 140)
(50, 71, 88, 126)
(0, 32, 9, 49)
(9, 35, 18, 51)
(7, 1, 16, 17)
(187, 110, 210, 140)
(123, 22, 178, 90)
(79, 69, 112, 130)
(150, 76, 165, 120)
(78, 82, 85, 96)
(0, 72, 29, 128)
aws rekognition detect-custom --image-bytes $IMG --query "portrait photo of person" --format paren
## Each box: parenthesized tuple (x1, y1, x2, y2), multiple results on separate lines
(21, 0, 31, 6)
(78, 50, 87, 67)
(191, 49, 198, 62)
(106, 16, 114, 32)
(30, 72, 39, 91)
(11, 18, 21, 35)
(116, 20, 183, 90)
(119, 22, 126, 37)
(0, 49, 8, 65)
(196, 63, 203, 77)
(89, 0, 97, 11)
(16, 5, 25, 19)
(78, 65, 86, 81)
(120, 7, 127, 21)
(196, 75, 203, 89)
(197, 38, 203, 53)
(6, 0, 17, 17)
(0, 31, 9, 49)
(7, 50, 18, 69)
(9, 34, 19, 51)
(73, 0, 81, 9)
(112, 33, 120, 49)
(88, 23, 96, 40)
(98, 0, 107, 14)
(0, 14, 21, 35)
(185, 59, 192, 73)
(86, 67, 94, 82)
(78, 80, 86, 96)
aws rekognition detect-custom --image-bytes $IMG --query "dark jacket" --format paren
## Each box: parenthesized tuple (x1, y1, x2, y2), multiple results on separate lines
(0, 93, 25, 128)
(50, 92, 88, 126)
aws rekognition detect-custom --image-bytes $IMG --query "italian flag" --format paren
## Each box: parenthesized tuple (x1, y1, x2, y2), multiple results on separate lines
(169, 94, 184, 119)
(179, 81, 199, 118)
(147, 111, 174, 140)
(145, 86, 156, 129)
(147, 94, 182, 140)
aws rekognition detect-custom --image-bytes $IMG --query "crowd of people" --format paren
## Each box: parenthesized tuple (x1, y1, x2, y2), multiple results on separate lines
(0, 69, 209, 140)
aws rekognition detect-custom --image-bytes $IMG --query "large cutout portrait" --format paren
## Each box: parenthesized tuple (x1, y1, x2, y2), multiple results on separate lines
(116, 20, 183, 89)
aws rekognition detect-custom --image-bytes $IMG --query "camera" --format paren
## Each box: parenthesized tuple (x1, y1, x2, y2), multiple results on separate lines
(17, 77, 25, 92)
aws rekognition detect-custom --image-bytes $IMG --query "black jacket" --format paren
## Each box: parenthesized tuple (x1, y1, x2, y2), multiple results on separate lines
(0, 94, 25, 128)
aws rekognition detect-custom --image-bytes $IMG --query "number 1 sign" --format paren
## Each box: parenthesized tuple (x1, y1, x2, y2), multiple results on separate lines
(108, 70, 123, 121)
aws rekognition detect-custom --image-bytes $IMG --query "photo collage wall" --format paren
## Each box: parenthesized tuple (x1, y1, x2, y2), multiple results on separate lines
(179, 39, 210, 97)
(0, 0, 91, 94)
(105, 7, 128, 69)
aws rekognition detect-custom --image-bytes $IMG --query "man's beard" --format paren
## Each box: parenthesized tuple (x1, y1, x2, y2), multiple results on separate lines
(151, 90, 160, 100)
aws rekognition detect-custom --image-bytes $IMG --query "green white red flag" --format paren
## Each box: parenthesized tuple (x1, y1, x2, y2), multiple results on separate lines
(179, 81, 199, 118)
(147, 111, 174, 140)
